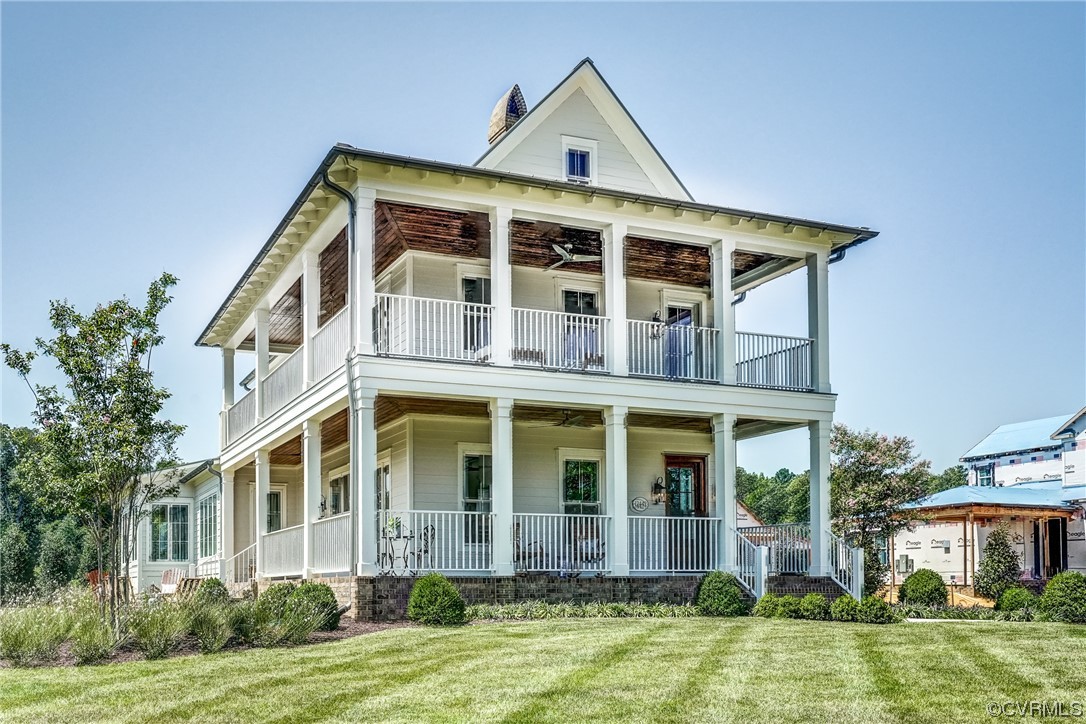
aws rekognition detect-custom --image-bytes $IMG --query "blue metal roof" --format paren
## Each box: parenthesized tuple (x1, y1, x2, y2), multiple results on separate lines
(960, 414, 1074, 461)
(903, 479, 1084, 511)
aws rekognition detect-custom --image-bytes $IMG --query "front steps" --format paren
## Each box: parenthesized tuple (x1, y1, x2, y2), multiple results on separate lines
(767, 575, 847, 600)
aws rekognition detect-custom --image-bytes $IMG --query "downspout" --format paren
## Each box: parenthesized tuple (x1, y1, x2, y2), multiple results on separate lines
(731, 292, 747, 306)
(828, 248, 847, 265)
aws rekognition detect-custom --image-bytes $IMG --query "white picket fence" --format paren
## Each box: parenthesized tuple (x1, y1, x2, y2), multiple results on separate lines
(312, 512, 352, 574)
(627, 321, 718, 382)
(628, 516, 719, 572)
(262, 525, 304, 577)
(511, 309, 610, 372)
(513, 513, 610, 573)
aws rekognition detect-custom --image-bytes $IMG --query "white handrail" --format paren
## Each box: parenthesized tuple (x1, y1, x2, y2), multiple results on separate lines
(262, 348, 304, 416)
(733, 527, 768, 598)
(374, 294, 493, 362)
(741, 523, 811, 575)
(312, 512, 352, 574)
(627, 320, 718, 382)
(263, 524, 304, 577)
(222, 543, 256, 586)
(628, 516, 719, 572)
(513, 513, 610, 573)
(312, 306, 350, 382)
(735, 331, 813, 391)
(378, 510, 495, 573)
(829, 532, 865, 600)
(225, 389, 257, 445)
(511, 309, 610, 372)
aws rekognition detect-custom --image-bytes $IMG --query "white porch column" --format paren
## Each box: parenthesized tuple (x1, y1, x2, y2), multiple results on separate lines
(353, 188, 377, 356)
(713, 414, 738, 571)
(604, 223, 628, 376)
(490, 208, 513, 366)
(605, 405, 629, 575)
(302, 419, 321, 578)
(712, 240, 737, 385)
(809, 419, 832, 576)
(354, 389, 379, 576)
(222, 348, 235, 408)
(254, 306, 270, 420)
(490, 398, 514, 576)
(220, 470, 235, 580)
(807, 251, 830, 393)
(302, 251, 319, 388)
(254, 449, 270, 578)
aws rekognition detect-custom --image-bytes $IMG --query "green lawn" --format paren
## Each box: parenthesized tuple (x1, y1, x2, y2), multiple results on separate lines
(3, 618, 1086, 723)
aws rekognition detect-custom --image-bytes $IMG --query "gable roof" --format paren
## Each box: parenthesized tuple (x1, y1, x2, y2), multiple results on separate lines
(475, 58, 693, 201)
(1052, 407, 1086, 440)
(960, 414, 1075, 461)
(902, 479, 1081, 512)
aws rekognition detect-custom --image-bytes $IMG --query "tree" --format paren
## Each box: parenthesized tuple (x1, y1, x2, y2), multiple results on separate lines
(2, 273, 185, 626)
(973, 524, 1022, 601)
(36, 517, 86, 590)
(926, 465, 967, 495)
(830, 424, 931, 595)
(0, 525, 34, 599)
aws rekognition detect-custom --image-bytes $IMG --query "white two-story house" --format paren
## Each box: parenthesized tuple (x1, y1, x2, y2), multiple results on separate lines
(196, 59, 877, 616)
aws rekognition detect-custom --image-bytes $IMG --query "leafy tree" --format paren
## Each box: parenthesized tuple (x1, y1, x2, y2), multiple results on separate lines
(973, 524, 1022, 601)
(925, 465, 967, 495)
(2, 273, 185, 626)
(737, 467, 809, 525)
(0, 525, 34, 599)
(36, 516, 87, 590)
(830, 424, 931, 595)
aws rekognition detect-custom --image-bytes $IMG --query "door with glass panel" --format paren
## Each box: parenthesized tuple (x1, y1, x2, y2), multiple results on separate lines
(664, 456, 708, 570)
(665, 305, 698, 379)
(562, 290, 601, 369)
(266, 491, 283, 533)
(462, 277, 491, 357)
(463, 453, 492, 547)
(563, 459, 604, 570)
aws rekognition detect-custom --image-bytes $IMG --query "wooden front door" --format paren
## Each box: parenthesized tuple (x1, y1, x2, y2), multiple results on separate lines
(664, 456, 708, 569)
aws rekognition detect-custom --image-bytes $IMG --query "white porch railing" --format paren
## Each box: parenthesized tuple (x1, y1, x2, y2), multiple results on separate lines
(263, 524, 304, 577)
(733, 528, 768, 598)
(194, 558, 220, 578)
(374, 294, 493, 363)
(627, 321, 718, 382)
(378, 510, 495, 574)
(223, 543, 256, 586)
(628, 516, 720, 572)
(829, 532, 865, 600)
(312, 512, 352, 574)
(263, 348, 304, 417)
(513, 513, 610, 573)
(735, 331, 814, 391)
(226, 388, 257, 445)
(511, 309, 611, 372)
(312, 307, 350, 382)
(740, 523, 811, 575)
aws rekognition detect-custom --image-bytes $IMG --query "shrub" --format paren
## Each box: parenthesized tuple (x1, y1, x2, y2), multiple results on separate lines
(1038, 572, 1086, 624)
(227, 600, 263, 645)
(254, 598, 326, 647)
(193, 578, 230, 607)
(407, 573, 467, 625)
(974, 524, 1022, 601)
(751, 593, 780, 618)
(255, 582, 296, 620)
(36, 517, 86, 592)
(856, 595, 896, 624)
(189, 604, 232, 654)
(774, 596, 802, 619)
(0, 525, 35, 600)
(831, 595, 859, 622)
(130, 601, 189, 660)
(899, 569, 948, 607)
(696, 572, 750, 617)
(799, 593, 831, 621)
(0, 602, 74, 666)
(996, 587, 1038, 612)
(289, 582, 341, 631)
(69, 590, 123, 665)
(466, 601, 699, 620)
(894, 603, 1030, 622)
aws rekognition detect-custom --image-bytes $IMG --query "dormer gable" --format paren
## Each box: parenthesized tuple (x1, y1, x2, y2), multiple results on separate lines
(475, 58, 692, 201)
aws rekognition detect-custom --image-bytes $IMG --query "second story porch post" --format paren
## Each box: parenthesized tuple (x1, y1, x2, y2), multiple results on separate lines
(254, 449, 270, 578)
(605, 405, 629, 575)
(712, 239, 737, 385)
(220, 348, 234, 448)
(302, 418, 320, 578)
(254, 305, 270, 420)
(807, 251, 830, 393)
(301, 250, 319, 388)
(354, 387, 379, 576)
(808, 418, 832, 576)
(713, 414, 737, 571)
(490, 398, 514, 576)
(219, 469, 235, 580)
(353, 187, 377, 356)
(604, 224, 628, 376)
(490, 208, 513, 365)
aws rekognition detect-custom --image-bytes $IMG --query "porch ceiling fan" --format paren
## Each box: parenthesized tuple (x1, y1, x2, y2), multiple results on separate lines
(548, 243, 602, 270)
(523, 409, 594, 428)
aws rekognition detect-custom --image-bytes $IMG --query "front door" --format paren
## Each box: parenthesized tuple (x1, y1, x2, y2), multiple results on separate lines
(562, 290, 601, 368)
(665, 305, 698, 379)
(462, 277, 491, 354)
(664, 456, 708, 569)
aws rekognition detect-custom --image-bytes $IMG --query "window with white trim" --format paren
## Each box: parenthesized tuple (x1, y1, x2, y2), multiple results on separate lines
(329, 473, 351, 515)
(976, 464, 993, 487)
(559, 450, 604, 515)
(150, 503, 189, 562)
(562, 136, 597, 185)
(198, 494, 219, 559)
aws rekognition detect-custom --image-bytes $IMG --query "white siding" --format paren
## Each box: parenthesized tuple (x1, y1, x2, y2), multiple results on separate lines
(627, 428, 715, 515)
(411, 418, 489, 510)
(491, 89, 660, 196)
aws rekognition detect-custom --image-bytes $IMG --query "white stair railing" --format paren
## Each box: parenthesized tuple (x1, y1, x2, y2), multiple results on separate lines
(312, 306, 350, 382)
(263, 525, 304, 577)
(513, 513, 610, 573)
(378, 510, 495, 574)
(312, 512, 352, 574)
(733, 527, 768, 598)
(511, 309, 610, 372)
(628, 516, 719, 572)
(374, 294, 493, 363)
(222, 543, 256, 586)
(735, 331, 814, 391)
(740, 523, 811, 575)
(828, 532, 865, 600)
(627, 320, 718, 382)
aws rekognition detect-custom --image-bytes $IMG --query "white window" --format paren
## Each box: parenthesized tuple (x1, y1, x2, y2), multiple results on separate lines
(977, 464, 993, 487)
(562, 136, 598, 185)
(329, 473, 350, 515)
(459, 444, 492, 545)
(150, 503, 189, 562)
(198, 494, 219, 560)
(559, 449, 604, 515)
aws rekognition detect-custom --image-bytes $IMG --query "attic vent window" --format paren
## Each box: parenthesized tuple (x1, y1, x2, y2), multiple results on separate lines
(562, 136, 597, 186)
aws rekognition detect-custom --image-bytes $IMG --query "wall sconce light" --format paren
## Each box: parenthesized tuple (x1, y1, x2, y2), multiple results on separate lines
(652, 477, 665, 505)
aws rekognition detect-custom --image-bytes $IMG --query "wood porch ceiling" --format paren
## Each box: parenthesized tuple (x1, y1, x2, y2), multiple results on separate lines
(241, 278, 302, 351)
(376, 201, 491, 277)
(267, 408, 350, 465)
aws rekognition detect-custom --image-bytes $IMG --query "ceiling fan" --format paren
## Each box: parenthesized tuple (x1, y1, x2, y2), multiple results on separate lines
(549, 243, 602, 270)
(523, 409, 595, 428)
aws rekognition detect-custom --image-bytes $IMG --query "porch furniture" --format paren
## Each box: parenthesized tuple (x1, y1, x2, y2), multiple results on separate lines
(513, 523, 545, 572)
(412, 524, 436, 572)
(570, 519, 606, 570)
(160, 568, 185, 596)
(379, 528, 415, 576)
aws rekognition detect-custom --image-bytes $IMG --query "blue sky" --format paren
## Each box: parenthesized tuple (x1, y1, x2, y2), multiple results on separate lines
(2, 3, 1083, 475)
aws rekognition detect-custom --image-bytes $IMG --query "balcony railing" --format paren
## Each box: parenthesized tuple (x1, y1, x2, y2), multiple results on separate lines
(263, 348, 304, 417)
(735, 331, 814, 391)
(225, 388, 256, 445)
(740, 523, 811, 575)
(312, 306, 350, 382)
(513, 513, 610, 573)
(378, 510, 494, 574)
(263, 524, 304, 577)
(627, 320, 718, 382)
(374, 294, 493, 363)
(312, 512, 352, 574)
(512, 309, 611, 372)
(629, 516, 720, 572)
